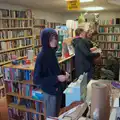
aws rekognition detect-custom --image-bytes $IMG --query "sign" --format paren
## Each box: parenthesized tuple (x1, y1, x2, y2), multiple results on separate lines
(67, 0, 80, 10)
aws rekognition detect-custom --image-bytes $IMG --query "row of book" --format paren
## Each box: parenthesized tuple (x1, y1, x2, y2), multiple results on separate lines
(0, 9, 32, 18)
(0, 39, 32, 51)
(34, 39, 41, 47)
(102, 51, 120, 58)
(8, 108, 44, 120)
(7, 82, 32, 96)
(0, 48, 31, 63)
(100, 43, 120, 50)
(0, 30, 32, 39)
(34, 47, 41, 56)
(60, 61, 72, 74)
(11, 97, 44, 112)
(33, 28, 42, 36)
(34, 19, 47, 26)
(59, 58, 75, 81)
(0, 20, 32, 28)
(98, 35, 119, 42)
(4, 68, 34, 81)
(99, 18, 120, 25)
(47, 22, 61, 29)
(3, 57, 74, 82)
(99, 19, 115, 25)
(99, 27, 120, 33)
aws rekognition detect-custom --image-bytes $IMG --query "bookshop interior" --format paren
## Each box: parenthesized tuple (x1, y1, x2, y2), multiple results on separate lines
(1, 0, 120, 120)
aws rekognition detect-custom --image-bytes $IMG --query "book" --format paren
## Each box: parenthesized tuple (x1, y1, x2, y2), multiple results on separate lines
(99, 19, 115, 25)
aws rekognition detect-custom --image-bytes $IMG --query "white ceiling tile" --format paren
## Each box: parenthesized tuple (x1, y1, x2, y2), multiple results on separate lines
(0, 0, 120, 12)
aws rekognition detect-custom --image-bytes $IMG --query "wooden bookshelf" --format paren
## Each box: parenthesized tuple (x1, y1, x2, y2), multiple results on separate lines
(3, 53, 75, 119)
(8, 103, 44, 115)
(98, 21, 120, 65)
(0, 45, 33, 54)
(99, 33, 120, 35)
(98, 41, 120, 43)
(33, 19, 46, 55)
(0, 18, 33, 20)
(7, 92, 43, 103)
(99, 24, 120, 27)
(0, 9, 33, 99)
(33, 18, 62, 55)
(4, 64, 45, 119)
(47, 22, 62, 29)
(0, 36, 33, 42)
(0, 27, 32, 30)
(0, 56, 26, 66)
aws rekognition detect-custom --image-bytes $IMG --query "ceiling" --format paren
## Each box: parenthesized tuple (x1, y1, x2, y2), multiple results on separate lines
(0, 0, 120, 13)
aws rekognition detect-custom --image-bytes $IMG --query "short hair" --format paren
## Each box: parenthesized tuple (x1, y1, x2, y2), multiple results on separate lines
(75, 28, 84, 36)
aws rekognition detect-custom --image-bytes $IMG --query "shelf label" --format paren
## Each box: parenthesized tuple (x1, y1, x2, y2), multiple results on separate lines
(67, 0, 80, 11)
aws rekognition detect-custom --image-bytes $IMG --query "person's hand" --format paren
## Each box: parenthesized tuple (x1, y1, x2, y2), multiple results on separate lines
(57, 75, 66, 82)
(65, 72, 70, 81)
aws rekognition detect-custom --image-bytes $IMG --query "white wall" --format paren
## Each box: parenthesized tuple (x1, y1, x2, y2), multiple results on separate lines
(63, 11, 120, 22)
(0, 3, 64, 23)
(32, 9, 64, 23)
(98, 11, 120, 20)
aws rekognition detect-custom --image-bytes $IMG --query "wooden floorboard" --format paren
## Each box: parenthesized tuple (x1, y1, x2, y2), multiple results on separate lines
(0, 97, 8, 120)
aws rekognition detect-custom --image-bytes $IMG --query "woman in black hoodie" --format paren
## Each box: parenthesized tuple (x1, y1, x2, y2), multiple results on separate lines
(33, 28, 69, 117)
(72, 28, 100, 82)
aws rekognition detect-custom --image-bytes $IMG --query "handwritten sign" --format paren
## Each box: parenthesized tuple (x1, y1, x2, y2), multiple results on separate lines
(67, 0, 80, 10)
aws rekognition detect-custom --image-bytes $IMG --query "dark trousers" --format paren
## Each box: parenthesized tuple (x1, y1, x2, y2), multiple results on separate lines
(87, 67, 93, 83)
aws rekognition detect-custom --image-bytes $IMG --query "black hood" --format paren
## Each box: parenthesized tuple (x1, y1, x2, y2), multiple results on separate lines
(40, 28, 58, 51)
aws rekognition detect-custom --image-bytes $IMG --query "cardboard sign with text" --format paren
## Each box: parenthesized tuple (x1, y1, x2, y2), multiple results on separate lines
(67, 0, 80, 10)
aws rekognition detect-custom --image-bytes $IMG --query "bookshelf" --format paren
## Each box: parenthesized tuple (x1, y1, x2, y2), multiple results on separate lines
(3, 52, 75, 119)
(98, 19, 120, 65)
(33, 19, 46, 56)
(33, 18, 64, 55)
(33, 19, 62, 55)
(0, 9, 34, 99)
(47, 22, 62, 29)
(4, 64, 45, 119)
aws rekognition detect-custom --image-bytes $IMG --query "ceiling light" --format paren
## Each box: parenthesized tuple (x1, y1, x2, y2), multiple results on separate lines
(80, 0, 94, 2)
(84, 7, 104, 11)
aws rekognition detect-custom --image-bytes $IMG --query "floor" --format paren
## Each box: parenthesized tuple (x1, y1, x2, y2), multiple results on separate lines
(0, 97, 8, 120)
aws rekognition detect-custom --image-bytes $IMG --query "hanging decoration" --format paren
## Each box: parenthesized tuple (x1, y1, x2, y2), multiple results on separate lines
(78, 14, 85, 24)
